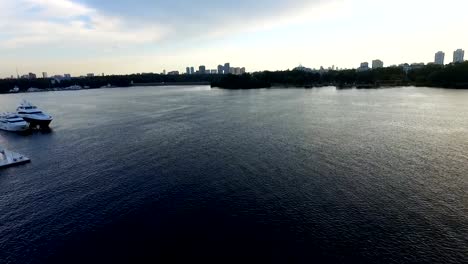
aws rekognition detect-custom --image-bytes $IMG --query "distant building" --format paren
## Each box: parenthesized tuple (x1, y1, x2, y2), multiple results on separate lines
(217, 65, 224, 74)
(167, 71, 179, 75)
(410, 63, 425, 70)
(453, 49, 465, 63)
(199, 65, 206, 74)
(434, 51, 445, 65)
(372, 60, 384, 69)
(224, 63, 230, 74)
(230, 67, 236, 75)
(399, 63, 411, 73)
(357, 62, 369, 72)
(190, 67, 194, 74)
(42, 72, 48, 78)
(163, 70, 166, 75)
(210, 69, 217, 74)
(63, 74, 72, 80)
(240, 67, 246, 74)
(186, 67, 190, 75)
(87, 73, 94, 77)
(294, 65, 314, 72)
(28, 73, 37, 79)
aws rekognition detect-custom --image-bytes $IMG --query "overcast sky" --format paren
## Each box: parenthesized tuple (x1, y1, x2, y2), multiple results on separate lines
(0, 0, 467, 77)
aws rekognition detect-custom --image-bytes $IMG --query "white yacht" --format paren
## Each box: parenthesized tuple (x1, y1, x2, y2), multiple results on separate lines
(0, 113, 29, 132)
(16, 100, 53, 128)
(9, 86, 20, 93)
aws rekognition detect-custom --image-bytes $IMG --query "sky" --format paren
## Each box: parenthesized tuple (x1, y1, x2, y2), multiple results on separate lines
(0, 0, 467, 77)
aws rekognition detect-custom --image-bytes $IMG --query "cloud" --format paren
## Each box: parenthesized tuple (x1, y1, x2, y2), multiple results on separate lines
(0, 0, 169, 49)
(0, 0, 347, 76)
(24, 0, 93, 17)
(0, 0, 336, 49)
(80, 0, 336, 39)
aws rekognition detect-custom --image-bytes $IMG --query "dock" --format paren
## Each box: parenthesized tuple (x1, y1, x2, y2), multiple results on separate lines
(0, 147, 30, 168)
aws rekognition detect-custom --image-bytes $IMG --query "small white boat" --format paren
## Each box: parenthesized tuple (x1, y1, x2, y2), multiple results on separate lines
(0, 113, 29, 132)
(9, 86, 20, 93)
(16, 100, 53, 128)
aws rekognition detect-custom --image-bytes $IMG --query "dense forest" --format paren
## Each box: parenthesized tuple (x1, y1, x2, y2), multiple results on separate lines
(1, 62, 467, 93)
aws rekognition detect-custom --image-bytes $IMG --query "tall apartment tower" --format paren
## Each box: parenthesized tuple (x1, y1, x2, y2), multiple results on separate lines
(372, 60, 384, 69)
(217, 65, 224, 74)
(357, 62, 369, 72)
(453, 49, 465, 63)
(224, 63, 230, 74)
(199, 65, 206, 74)
(434, 51, 445, 65)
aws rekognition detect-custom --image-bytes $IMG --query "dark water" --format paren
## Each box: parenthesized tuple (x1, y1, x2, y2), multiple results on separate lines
(0, 86, 467, 263)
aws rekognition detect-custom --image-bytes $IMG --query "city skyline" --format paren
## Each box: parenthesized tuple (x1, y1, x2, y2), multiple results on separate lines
(1, 0, 467, 78)
(8, 46, 466, 80)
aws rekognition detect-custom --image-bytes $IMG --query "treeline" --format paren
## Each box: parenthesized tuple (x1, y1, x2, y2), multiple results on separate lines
(212, 62, 468, 89)
(0, 73, 218, 94)
(1, 62, 467, 93)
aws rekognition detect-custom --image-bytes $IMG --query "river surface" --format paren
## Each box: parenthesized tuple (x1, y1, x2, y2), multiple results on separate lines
(0, 86, 467, 263)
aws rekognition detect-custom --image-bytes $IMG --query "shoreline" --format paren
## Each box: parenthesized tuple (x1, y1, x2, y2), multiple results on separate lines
(2, 84, 467, 96)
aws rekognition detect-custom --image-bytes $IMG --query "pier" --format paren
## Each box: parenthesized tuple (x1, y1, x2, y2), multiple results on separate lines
(0, 146, 30, 168)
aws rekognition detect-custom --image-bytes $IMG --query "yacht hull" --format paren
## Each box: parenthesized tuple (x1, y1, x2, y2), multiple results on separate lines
(23, 118, 52, 128)
(0, 126, 29, 132)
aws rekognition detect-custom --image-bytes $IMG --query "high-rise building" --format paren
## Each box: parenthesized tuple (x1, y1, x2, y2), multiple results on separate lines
(453, 49, 465, 63)
(372, 60, 384, 69)
(28, 73, 37, 79)
(434, 51, 445, 65)
(87, 73, 94, 77)
(199, 65, 206, 74)
(240, 67, 246, 74)
(357, 62, 369, 72)
(224, 63, 230, 74)
(186, 67, 190, 75)
(217, 65, 224, 74)
(190, 67, 194, 74)
(42, 72, 48, 78)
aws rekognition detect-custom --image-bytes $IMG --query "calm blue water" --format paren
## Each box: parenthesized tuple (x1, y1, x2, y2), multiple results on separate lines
(0, 86, 467, 263)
